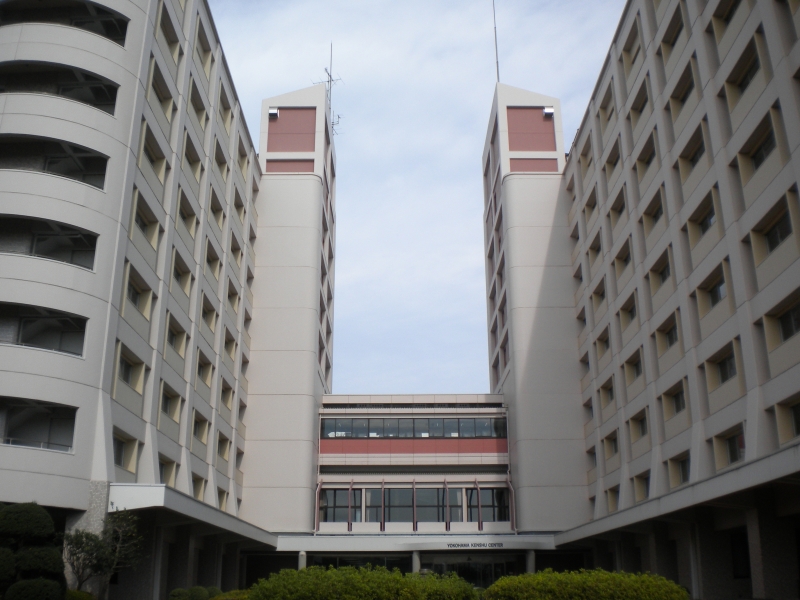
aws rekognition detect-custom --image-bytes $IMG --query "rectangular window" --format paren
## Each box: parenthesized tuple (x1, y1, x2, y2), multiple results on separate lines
(384, 488, 413, 522)
(765, 212, 792, 253)
(444, 419, 459, 438)
(320, 489, 361, 523)
(467, 488, 509, 522)
(659, 261, 671, 284)
(383, 419, 399, 438)
(415, 488, 444, 522)
(428, 418, 443, 437)
(709, 278, 727, 307)
(352, 418, 368, 438)
(632, 358, 642, 379)
(699, 207, 716, 234)
(678, 457, 690, 484)
(320, 417, 509, 439)
(398, 419, 413, 438)
(475, 418, 492, 437)
(718, 354, 737, 383)
(365, 489, 382, 523)
(118, 356, 133, 385)
(126, 283, 141, 308)
(492, 418, 507, 438)
(334, 418, 352, 438)
(112, 437, 125, 467)
(637, 416, 648, 437)
(673, 390, 686, 413)
(368, 419, 383, 438)
(414, 418, 429, 438)
(792, 403, 800, 437)
(666, 325, 679, 348)
(751, 130, 776, 170)
(322, 419, 335, 439)
(727, 432, 745, 464)
(459, 418, 476, 438)
(779, 305, 800, 342)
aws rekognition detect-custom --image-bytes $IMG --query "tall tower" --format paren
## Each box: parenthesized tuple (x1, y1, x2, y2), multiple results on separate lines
(481, 84, 587, 532)
(243, 84, 336, 533)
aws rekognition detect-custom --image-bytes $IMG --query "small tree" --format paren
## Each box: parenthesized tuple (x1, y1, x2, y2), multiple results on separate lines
(63, 510, 144, 594)
(63, 529, 106, 591)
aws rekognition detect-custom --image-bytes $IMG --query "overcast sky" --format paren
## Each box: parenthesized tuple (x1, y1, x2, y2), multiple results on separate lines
(206, 0, 627, 394)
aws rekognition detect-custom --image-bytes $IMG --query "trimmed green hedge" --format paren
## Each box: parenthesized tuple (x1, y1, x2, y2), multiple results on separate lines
(482, 569, 689, 600)
(0, 504, 55, 549)
(214, 591, 249, 600)
(66, 590, 96, 600)
(4, 578, 63, 600)
(169, 585, 227, 600)
(249, 566, 477, 600)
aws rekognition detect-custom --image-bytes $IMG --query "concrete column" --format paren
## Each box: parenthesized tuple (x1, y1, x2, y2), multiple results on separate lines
(525, 551, 536, 573)
(412, 552, 420, 573)
(298, 551, 307, 570)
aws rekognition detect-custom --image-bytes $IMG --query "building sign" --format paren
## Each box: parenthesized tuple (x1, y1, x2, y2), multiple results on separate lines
(446, 542, 505, 549)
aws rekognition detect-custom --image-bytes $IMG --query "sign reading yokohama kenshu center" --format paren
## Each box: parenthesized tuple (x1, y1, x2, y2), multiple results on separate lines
(446, 542, 505, 549)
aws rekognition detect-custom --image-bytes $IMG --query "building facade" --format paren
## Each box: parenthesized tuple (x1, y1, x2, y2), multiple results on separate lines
(1, 0, 800, 598)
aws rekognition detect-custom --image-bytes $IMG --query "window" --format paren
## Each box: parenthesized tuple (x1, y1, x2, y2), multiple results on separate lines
(659, 261, 671, 285)
(217, 433, 230, 460)
(765, 211, 792, 253)
(678, 457, 690, 484)
(687, 138, 705, 168)
(699, 206, 716, 234)
(708, 277, 727, 308)
(665, 324, 678, 348)
(161, 391, 179, 420)
(192, 413, 208, 443)
(726, 432, 745, 464)
(384, 488, 413, 522)
(467, 488, 509, 522)
(319, 489, 361, 523)
(631, 357, 642, 380)
(779, 304, 800, 342)
(415, 488, 459, 523)
(792, 403, 800, 437)
(751, 130, 776, 170)
(718, 353, 737, 383)
(673, 389, 686, 413)
(605, 434, 619, 456)
(192, 476, 205, 501)
(0, 0, 130, 45)
(118, 356, 133, 385)
(365, 489, 382, 523)
(636, 415, 648, 437)
(112, 437, 125, 468)
(321, 418, 507, 439)
(126, 282, 141, 309)
(0, 303, 87, 356)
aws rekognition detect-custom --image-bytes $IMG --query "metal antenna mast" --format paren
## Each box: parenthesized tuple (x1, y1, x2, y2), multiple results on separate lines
(492, 0, 500, 82)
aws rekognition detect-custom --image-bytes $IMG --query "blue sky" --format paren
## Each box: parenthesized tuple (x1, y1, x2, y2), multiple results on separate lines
(207, 0, 627, 394)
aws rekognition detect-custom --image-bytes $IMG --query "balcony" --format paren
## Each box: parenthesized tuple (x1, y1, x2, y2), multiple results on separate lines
(0, 397, 76, 453)
(0, 217, 97, 269)
(0, 0, 129, 45)
(0, 303, 86, 356)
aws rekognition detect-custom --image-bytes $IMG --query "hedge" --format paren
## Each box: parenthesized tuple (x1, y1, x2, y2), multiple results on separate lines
(4, 578, 63, 600)
(482, 569, 689, 600)
(169, 586, 226, 600)
(15, 546, 65, 580)
(214, 591, 249, 600)
(0, 504, 55, 549)
(207, 586, 223, 598)
(0, 547, 15, 593)
(66, 590, 96, 600)
(249, 566, 478, 600)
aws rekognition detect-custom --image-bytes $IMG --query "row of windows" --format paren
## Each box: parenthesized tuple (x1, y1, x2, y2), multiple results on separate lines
(320, 418, 508, 439)
(319, 487, 510, 524)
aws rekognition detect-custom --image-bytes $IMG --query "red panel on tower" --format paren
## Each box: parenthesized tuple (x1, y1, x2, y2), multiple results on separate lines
(267, 107, 316, 152)
(507, 107, 556, 151)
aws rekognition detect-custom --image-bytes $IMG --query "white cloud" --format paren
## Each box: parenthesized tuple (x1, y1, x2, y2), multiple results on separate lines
(208, 0, 627, 393)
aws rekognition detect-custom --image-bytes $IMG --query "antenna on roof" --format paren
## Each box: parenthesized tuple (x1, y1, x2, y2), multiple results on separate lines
(492, 0, 500, 83)
(314, 43, 342, 134)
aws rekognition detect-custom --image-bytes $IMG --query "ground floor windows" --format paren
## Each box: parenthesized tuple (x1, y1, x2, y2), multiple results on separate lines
(320, 486, 508, 526)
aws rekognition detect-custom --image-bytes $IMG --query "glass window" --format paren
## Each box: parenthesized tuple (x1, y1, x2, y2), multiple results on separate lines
(428, 418, 443, 438)
(678, 457, 690, 484)
(335, 418, 352, 438)
(319, 489, 361, 523)
(384, 488, 413, 522)
(467, 488, 509, 522)
(352, 419, 368, 438)
(459, 419, 475, 438)
(368, 419, 383, 438)
(779, 304, 800, 342)
(718, 354, 737, 384)
(398, 419, 414, 438)
(699, 207, 716, 234)
(709, 278, 727, 307)
(448, 488, 463, 522)
(365, 489, 382, 522)
(765, 211, 792, 253)
(492, 418, 507, 438)
(118, 356, 133, 385)
(791, 403, 800, 437)
(475, 418, 492, 438)
(726, 433, 744, 464)
(415, 488, 444, 522)
(321, 419, 335, 439)
(444, 418, 459, 438)
(666, 325, 678, 348)
(414, 418, 429, 438)
(383, 419, 399, 438)
(112, 437, 125, 467)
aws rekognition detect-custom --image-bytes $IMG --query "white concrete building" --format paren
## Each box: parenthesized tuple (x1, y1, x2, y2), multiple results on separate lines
(1, 0, 799, 598)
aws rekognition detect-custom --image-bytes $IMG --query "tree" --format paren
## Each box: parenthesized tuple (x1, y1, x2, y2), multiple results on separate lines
(63, 529, 106, 591)
(63, 510, 144, 593)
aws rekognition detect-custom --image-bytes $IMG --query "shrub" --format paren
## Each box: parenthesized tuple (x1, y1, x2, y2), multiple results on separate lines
(66, 590, 96, 600)
(170, 589, 191, 600)
(15, 546, 65, 579)
(0, 504, 55, 549)
(189, 585, 211, 600)
(207, 586, 224, 598)
(4, 578, 63, 600)
(249, 566, 477, 600)
(215, 591, 249, 600)
(482, 569, 689, 600)
(0, 547, 15, 592)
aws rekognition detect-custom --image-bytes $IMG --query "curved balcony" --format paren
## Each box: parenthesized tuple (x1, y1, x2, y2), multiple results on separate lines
(0, 302, 87, 356)
(0, 0, 129, 46)
(0, 396, 76, 454)
(0, 216, 98, 269)
(0, 135, 108, 189)
(0, 61, 119, 114)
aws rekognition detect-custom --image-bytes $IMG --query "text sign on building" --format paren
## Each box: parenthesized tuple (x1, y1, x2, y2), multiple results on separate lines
(446, 542, 505, 549)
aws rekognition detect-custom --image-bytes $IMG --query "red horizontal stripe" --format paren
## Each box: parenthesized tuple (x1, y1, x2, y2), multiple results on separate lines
(319, 438, 508, 455)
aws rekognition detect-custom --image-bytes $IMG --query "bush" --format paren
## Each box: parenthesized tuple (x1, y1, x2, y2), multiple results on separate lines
(0, 547, 15, 592)
(170, 589, 191, 600)
(0, 504, 55, 549)
(66, 590, 96, 600)
(207, 586, 223, 598)
(15, 546, 65, 579)
(482, 569, 689, 600)
(4, 578, 63, 600)
(189, 585, 211, 600)
(249, 566, 477, 600)
(215, 591, 249, 600)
